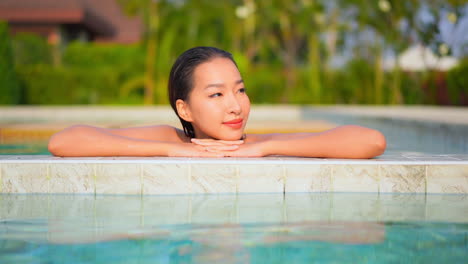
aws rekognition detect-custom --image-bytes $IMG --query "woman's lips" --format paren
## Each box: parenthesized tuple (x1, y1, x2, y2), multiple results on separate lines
(223, 118, 243, 129)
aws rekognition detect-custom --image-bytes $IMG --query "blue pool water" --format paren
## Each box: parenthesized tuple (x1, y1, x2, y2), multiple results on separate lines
(0, 144, 49, 155)
(302, 109, 468, 154)
(0, 193, 467, 263)
(0, 222, 466, 263)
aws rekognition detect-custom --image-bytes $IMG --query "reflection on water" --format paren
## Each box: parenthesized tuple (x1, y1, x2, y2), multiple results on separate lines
(0, 193, 467, 263)
(0, 220, 466, 263)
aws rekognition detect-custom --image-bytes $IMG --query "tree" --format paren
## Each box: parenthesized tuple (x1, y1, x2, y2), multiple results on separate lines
(118, 0, 159, 105)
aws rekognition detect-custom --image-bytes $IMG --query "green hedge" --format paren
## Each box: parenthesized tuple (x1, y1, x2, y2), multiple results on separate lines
(64, 42, 143, 66)
(12, 33, 52, 66)
(17, 65, 121, 104)
(447, 59, 468, 105)
(0, 21, 21, 104)
(13, 40, 148, 105)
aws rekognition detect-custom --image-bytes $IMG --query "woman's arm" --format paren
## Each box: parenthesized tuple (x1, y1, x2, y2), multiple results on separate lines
(48, 124, 237, 157)
(47, 125, 179, 157)
(229, 125, 386, 158)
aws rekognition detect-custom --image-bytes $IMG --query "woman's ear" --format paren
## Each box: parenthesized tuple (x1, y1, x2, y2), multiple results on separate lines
(176, 99, 193, 122)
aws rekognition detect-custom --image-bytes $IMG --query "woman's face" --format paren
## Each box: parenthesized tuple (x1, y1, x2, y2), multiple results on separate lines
(177, 57, 250, 140)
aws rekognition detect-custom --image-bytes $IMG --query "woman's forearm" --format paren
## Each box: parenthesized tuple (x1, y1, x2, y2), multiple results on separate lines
(48, 125, 172, 157)
(264, 125, 386, 159)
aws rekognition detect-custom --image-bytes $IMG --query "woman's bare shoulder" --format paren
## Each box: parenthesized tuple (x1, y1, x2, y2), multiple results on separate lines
(108, 125, 189, 143)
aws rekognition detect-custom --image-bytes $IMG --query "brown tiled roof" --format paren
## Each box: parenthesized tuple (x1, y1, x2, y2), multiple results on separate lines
(0, 0, 81, 10)
(0, 0, 142, 43)
(0, 0, 84, 22)
(82, 0, 142, 44)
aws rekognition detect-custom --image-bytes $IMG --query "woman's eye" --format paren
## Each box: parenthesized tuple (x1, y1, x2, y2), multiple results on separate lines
(209, 93, 222, 98)
(239, 88, 246, 93)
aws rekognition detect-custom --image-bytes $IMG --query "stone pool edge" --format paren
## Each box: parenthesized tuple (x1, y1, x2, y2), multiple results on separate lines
(0, 156, 467, 195)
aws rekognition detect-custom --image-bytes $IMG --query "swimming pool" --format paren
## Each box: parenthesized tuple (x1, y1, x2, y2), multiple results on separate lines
(0, 193, 466, 263)
(1, 105, 468, 155)
(1, 106, 467, 263)
(302, 107, 468, 154)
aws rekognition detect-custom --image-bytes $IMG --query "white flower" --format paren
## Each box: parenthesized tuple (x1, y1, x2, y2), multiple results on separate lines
(438, 43, 449, 55)
(378, 0, 391, 13)
(447, 12, 457, 24)
(235, 2, 256, 19)
(236, 5, 249, 19)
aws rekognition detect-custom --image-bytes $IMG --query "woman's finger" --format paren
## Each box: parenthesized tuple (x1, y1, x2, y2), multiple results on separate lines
(206, 145, 239, 151)
(168, 150, 224, 158)
(192, 139, 244, 145)
(191, 138, 244, 146)
(196, 151, 225, 158)
(195, 145, 239, 152)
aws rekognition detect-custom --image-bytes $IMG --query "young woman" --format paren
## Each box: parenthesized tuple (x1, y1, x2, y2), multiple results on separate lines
(48, 47, 386, 158)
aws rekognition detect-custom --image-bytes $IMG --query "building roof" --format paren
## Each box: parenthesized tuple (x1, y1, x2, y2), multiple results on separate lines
(83, 0, 142, 44)
(0, 0, 142, 43)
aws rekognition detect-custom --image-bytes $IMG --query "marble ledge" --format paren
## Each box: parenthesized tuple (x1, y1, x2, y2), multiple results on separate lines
(0, 161, 467, 194)
(0, 155, 467, 164)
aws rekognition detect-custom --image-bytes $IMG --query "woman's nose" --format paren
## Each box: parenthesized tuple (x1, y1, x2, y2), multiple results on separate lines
(225, 94, 241, 114)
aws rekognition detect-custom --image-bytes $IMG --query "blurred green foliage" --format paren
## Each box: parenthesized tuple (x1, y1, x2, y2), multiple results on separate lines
(18, 65, 120, 104)
(0, 21, 21, 104)
(1, 0, 467, 105)
(12, 33, 52, 66)
(447, 59, 468, 105)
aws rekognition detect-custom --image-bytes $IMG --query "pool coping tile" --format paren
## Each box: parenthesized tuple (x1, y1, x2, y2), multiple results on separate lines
(49, 163, 95, 194)
(190, 164, 238, 194)
(141, 163, 191, 195)
(426, 165, 468, 194)
(379, 165, 426, 193)
(332, 165, 379, 193)
(238, 164, 284, 193)
(0, 156, 467, 194)
(95, 163, 141, 195)
(1, 163, 49, 193)
(285, 164, 332, 192)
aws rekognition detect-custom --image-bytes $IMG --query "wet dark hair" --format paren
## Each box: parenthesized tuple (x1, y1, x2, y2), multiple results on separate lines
(168, 46, 237, 138)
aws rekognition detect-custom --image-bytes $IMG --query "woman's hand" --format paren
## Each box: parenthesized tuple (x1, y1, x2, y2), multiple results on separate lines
(167, 142, 227, 157)
(221, 141, 268, 157)
(172, 138, 267, 157)
(190, 138, 244, 153)
(168, 139, 244, 157)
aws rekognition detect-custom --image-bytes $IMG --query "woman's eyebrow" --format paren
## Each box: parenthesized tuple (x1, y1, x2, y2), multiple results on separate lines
(204, 83, 224, 89)
(204, 79, 243, 89)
